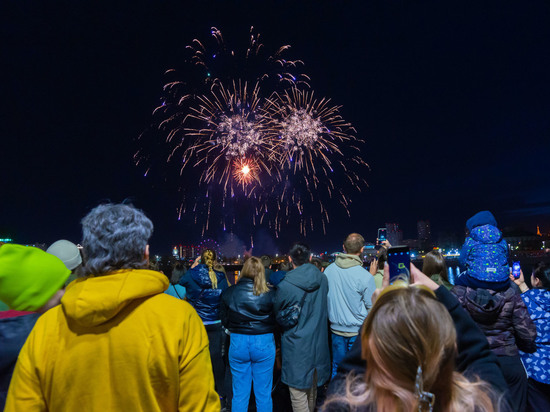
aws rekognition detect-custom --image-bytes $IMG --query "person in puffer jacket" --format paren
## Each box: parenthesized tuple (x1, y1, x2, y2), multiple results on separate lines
(457, 210, 510, 290)
(511, 262, 550, 411)
(179, 249, 229, 405)
(452, 271, 537, 411)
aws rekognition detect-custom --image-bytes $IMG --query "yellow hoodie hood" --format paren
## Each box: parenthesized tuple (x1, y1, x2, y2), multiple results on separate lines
(62, 269, 168, 327)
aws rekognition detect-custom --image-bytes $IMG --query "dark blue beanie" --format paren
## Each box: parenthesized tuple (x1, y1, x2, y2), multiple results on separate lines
(466, 211, 498, 232)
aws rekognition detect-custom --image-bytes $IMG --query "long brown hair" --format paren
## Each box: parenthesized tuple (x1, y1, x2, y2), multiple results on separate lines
(324, 284, 498, 412)
(238, 256, 269, 296)
(422, 251, 449, 283)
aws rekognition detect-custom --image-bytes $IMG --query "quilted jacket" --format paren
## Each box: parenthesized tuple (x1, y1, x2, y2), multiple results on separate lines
(452, 285, 537, 356)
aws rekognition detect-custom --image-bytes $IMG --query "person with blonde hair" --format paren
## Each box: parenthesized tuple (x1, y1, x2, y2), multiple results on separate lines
(325, 264, 507, 412)
(220, 256, 276, 411)
(179, 248, 230, 406)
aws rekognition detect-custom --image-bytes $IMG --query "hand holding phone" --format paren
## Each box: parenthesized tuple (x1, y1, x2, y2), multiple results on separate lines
(512, 262, 521, 279)
(387, 246, 410, 284)
(377, 228, 387, 245)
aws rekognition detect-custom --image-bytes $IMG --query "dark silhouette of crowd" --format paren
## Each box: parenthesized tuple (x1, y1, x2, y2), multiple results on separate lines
(1, 205, 549, 412)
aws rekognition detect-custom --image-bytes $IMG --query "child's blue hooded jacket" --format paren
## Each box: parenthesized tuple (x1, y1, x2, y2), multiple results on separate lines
(459, 211, 509, 284)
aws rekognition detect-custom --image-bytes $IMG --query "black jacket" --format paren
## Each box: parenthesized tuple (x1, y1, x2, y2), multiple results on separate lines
(328, 286, 508, 398)
(220, 278, 276, 335)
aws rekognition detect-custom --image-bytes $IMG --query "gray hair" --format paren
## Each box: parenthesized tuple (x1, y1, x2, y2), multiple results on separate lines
(81, 203, 153, 276)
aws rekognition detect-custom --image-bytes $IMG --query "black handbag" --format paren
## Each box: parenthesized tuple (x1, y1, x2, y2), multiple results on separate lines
(276, 290, 308, 330)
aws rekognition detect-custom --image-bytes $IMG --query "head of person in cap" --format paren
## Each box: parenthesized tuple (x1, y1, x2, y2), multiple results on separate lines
(0, 243, 70, 313)
(0, 243, 70, 409)
(47, 239, 83, 285)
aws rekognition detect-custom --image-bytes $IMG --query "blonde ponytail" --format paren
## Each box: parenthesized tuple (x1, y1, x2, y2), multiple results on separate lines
(201, 249, 218, 289)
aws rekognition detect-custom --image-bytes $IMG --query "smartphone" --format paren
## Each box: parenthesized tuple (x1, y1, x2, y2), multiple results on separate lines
(377, 228, 387, 242)
(512, 261, 521, 279)
(388, 246, 410, 284)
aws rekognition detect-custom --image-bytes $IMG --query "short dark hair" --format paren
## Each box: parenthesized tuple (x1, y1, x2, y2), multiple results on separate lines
(260, 255, 272, 268)
(377, 247, 388, 270)
(288, 242, 311, 267)
(311, 257, 323, 270)
(533, 262, 550, 290)
(343, 233, 364, 254)
(279, 259, 292, 272)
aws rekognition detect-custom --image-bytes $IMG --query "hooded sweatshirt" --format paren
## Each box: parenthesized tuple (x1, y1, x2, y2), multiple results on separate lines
(324, 254, 376, 334)
(273, 263, 331, 389)
(5, 269, 220, 412)
(520, 288, 550, 384)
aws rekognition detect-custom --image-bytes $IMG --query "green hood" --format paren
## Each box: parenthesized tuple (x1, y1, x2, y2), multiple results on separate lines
(335, 253, 363, 269)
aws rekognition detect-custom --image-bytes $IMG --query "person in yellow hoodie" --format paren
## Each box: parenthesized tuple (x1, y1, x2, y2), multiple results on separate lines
(5, 203, 220, 412)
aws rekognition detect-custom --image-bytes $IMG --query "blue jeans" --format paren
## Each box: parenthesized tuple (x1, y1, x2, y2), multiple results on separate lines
(229, 333, 276, 412)
(331, 333, 357, 379)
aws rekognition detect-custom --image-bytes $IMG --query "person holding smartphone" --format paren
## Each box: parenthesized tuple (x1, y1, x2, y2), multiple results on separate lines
(369, 240, 391, 289)
(452, 258, 537, 411)
(324, 263, 506, 411)
(510, 263, 550, 410)
(325, 233, 376, 379)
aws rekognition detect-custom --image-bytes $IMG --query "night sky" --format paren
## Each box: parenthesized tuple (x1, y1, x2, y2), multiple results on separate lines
(2, 1, 550, 255)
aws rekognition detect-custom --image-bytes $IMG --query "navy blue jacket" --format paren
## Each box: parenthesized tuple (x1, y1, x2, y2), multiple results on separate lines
(268, 270, 286, 286)
(0, 312, 40, 409)
(178, 264, 228, 323)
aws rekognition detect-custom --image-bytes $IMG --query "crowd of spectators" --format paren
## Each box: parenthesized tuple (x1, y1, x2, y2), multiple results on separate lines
(0, 205, 549, 411)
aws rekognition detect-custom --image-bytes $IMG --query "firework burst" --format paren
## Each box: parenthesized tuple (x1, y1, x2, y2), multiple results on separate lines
(137, 27, 368, 236)
(264, 88, 357, 173)
(181, 80, 275, 196)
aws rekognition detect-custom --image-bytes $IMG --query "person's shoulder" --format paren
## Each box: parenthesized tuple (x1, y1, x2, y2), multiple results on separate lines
(324, 262, 337, 273)
(148, 292, 194, 313)
(347, 264, 369, 276)
(450, 285, 466, 297)
(275, 276, 297, 294)
(23, 306, 63, 345)
(179, 270, 194, 282)
(221, 282, 236, 297)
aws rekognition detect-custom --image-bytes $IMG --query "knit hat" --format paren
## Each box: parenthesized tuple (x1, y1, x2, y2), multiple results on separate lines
(466, 211, 498, 232)
(47, 239, 82, 270)
(0, 244, 70, 311)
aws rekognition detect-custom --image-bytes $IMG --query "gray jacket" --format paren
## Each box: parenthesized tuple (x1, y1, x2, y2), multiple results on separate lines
(274, 263, 330, 389)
